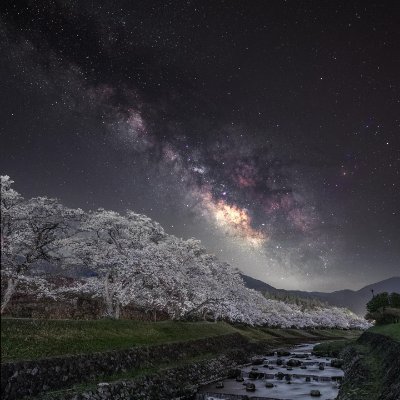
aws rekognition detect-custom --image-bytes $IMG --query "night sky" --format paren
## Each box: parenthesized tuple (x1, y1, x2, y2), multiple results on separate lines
(1, 1, 399, 291)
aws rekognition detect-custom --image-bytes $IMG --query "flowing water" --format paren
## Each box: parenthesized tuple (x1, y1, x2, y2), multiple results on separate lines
(196, 343, 343, 400)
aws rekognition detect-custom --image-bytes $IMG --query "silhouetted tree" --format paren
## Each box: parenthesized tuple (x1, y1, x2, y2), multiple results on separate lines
(389, 292, 400, 308)
(367, 292, 390, 313)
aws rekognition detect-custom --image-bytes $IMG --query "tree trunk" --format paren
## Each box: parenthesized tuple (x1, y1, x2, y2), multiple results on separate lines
(103, 274, 114, 318)
(1, 277, 17, 314)
(114, 300, 120, 319)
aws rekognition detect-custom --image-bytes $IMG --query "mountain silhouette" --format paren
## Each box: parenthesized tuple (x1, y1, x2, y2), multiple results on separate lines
(241, 275, 400, 316)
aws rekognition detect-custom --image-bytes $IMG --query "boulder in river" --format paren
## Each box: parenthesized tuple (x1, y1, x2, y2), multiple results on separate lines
(310, 389, 321, 397)
(265, 382, 274, 388)
(252, 358, 264, 365)
(287, 359, 302, 367)
(249, 371, 264, 379)
(245, 383, 256, 392)
(277, 372, 285, 380)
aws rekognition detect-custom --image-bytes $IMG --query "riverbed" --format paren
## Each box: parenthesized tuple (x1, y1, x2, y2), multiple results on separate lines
(196, 343, 343, 400)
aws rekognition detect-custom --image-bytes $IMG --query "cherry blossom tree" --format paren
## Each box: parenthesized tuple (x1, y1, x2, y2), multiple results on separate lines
(66, 208, 166, 318)
(1, 175, 83, 313)
(1, 175, 370, 329)
(136, 239, 193, 319)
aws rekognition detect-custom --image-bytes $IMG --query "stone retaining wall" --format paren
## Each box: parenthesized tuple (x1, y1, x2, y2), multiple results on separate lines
(38, 354, 248, 400)
(1, 333, 251, 400)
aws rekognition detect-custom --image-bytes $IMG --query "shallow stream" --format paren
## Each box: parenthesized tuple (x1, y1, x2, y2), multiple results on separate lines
(196, 343, 343, 400)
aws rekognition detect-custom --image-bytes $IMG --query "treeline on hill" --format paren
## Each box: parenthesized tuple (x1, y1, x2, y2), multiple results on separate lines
(366, 292, 400, 325)
(1, 175, 369, 329)
(263, 292, 330, 311)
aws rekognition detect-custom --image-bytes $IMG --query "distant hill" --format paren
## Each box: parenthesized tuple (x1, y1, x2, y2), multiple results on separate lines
(240, 275, 400, 316)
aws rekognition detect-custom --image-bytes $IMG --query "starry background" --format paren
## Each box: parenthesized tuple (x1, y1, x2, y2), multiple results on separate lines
(1, 0, 399, 291)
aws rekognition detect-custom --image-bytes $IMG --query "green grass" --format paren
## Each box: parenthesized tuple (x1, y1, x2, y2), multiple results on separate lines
(337, 342, 385, 400)
(1, 317, 365, 363)
(229, 325, 277, 342)
(313, 324, 400, 357)
(368, 322, 400, 341)
(232, 326, 360, 343)
(313, 328, 361, 339)
(335, 324, 400, 399)
(313, 339, 354, 357)
(1, 318, 238, 362)
(358, 345, 384, 399)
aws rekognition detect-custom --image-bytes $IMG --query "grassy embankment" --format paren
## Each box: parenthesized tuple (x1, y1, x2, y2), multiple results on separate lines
(314, 323, 400, 400)
(368, 321, 400, 341)
(1, 318, 359, 363)
(313, 322, 400, 356)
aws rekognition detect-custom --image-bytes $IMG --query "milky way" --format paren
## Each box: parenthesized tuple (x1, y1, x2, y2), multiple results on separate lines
(1, 1, 399, 290)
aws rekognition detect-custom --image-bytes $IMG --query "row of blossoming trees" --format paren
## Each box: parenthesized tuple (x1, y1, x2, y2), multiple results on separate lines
(1, 175, 369, 329)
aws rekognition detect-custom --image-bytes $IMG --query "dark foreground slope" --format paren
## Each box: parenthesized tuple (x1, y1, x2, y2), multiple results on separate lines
(336, 323, 400, 400)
